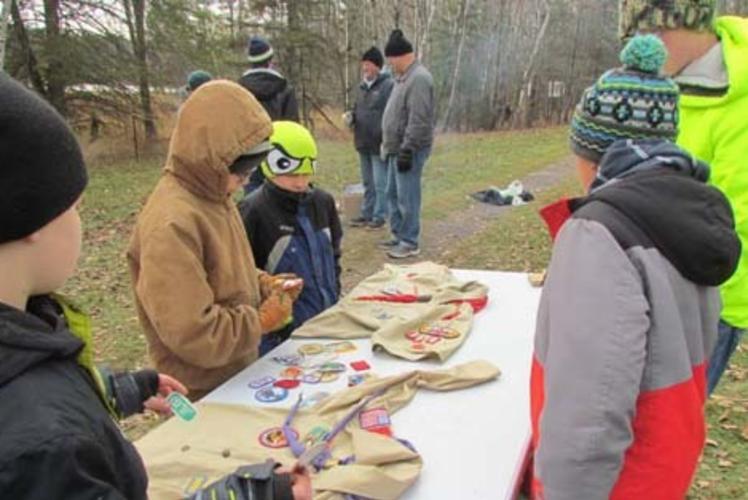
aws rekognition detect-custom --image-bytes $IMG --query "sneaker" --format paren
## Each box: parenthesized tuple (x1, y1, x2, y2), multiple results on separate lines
(387, 243, 421, 259)
(378, 238, 400, 249)
(349, 216, 370, 228)
(367, 219, 386, 230)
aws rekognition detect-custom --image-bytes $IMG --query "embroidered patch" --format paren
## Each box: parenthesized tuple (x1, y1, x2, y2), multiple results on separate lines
(324, 341, 357, 354)
(258, 427, 298, 449)
(359, 407, 393, 436)
(318, 361, 347, 373)
(280, 366, 303, 379)
(274, 379, 301, 390)
(298, 343, 324, 356)
(248, 376, 276, 389)
(350, 360, 371, 372)
(302, 426, 330, 448)
(301, 372, 322, 384)
(272, 354, 304, 366)
(166, 392, 197, 422)
(405, 322, 461, 351)
(319, 371, 340, 383)
(255, 386, 289, 403)
(348, 373, 373, 387)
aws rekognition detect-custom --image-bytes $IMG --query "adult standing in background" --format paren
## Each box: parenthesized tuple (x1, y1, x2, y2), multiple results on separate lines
(239, 35, 300, 194)
(380, 30, 435, 259)
(620, 0, 748, 394)
(347, 47, 394, 230)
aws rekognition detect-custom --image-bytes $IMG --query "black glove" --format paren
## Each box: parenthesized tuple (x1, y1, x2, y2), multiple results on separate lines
(397, 148, 413, 173)
(186, 460, 293, 500)
(109, 369, 159, 418)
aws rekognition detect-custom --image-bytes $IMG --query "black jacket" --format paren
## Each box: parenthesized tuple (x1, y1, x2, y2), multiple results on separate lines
(239, 182, 342, 329)
(238, 68, 300, 122)
(0, 296, 150, 499)
(352, 72, 394, 153)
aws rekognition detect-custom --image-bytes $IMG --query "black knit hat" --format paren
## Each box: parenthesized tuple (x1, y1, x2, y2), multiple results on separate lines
(248, 35, 273, 64)
(0, 74, 87, 244)
(361, 46, 384, 68)
(384, 29, 414, 57)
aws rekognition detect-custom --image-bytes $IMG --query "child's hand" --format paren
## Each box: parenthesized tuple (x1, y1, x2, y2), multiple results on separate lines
(268, 273, 303, 301)
(277, 464, 313, 500)
(259, 291, 293, 333)
(144, 374, 189, 416)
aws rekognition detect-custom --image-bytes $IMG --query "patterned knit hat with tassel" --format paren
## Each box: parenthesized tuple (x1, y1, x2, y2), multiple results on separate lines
(570, 34, 679, 163)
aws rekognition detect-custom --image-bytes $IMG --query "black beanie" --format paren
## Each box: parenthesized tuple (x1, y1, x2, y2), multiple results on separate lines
(384, 29, 414, 57)
(0, 74, 87, 244)
(361, 46, 384, 68)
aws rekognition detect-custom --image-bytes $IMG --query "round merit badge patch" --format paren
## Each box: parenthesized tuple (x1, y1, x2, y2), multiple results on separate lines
(272, 354, 304, 366)
(255, 386, 289, 403)
(274, 379, 301, 390)
(301, 372, 322, 384)
(280, 366, 303, 379)
(298, 343, 324, 356)
(319, 371, 340, 383)
(258, 427, 298, 449)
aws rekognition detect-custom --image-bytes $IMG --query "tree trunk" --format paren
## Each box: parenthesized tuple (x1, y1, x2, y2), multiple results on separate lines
(0, 0, 12, 70)
(42, 0, 67, 116)
(124, 0, 157, 141)
(516, 0, 550, 128)
(10, 0, 46, 95)
(441, 0, 470, 131)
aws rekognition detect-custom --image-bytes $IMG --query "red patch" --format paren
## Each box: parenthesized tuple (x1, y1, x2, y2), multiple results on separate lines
(274, 379, 301, 389)
(350, 360, 371, 372)
(359, 407, 392, 437)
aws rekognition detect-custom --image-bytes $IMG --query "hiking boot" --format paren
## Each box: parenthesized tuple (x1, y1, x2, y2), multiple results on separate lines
(387, 243, 421, 259)
(349, 216, 369, 228)
(378, 238, 400, 250)
(367, 219, 386, 230)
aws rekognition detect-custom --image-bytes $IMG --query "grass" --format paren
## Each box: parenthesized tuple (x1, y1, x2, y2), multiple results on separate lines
(64, 128, 746, 497)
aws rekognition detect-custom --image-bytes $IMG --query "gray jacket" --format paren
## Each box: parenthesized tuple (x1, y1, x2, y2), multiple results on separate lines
(532, 140, 740, 499)
(381, 61, 435, 155)
(352, 73, 394, 154)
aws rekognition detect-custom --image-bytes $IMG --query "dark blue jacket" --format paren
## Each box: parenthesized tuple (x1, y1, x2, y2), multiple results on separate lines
(239, 182, 342, 329)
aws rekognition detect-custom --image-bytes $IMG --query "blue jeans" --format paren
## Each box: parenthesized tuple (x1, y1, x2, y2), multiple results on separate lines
(386, 147, 431, 247)
(707, 319, 745, 395)
(358, 152, 388, 222)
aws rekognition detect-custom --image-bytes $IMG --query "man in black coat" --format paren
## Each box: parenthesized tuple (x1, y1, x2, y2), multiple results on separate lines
(346, 47, 394, 229)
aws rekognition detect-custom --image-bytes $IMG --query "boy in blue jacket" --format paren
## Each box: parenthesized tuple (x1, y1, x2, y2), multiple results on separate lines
(240, 121, 343, 355)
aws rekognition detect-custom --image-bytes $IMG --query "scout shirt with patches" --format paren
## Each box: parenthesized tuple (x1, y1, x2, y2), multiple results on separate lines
(292, 262, 488, 352)
(127, 81, 272, 398)
(240, 181, 342, 330)
(135, 360, 500, 500)
(532, 140, 740, 500)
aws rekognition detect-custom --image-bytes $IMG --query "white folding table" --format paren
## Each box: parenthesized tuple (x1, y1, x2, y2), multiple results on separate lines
(204, 270, 541, 499)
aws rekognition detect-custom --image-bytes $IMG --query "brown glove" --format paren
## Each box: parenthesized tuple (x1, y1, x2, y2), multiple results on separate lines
(258, 272, 304, 301)
(259, 291, 293, 333)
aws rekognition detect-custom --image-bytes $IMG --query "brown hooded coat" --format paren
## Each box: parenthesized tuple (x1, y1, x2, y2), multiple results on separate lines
(127, 81, 272, 397)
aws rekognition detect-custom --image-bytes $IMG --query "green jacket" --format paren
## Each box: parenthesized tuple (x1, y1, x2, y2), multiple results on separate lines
(678, 16, 748, 328)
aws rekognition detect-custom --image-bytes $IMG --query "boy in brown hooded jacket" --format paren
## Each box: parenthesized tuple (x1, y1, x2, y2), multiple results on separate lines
(128, 80, 302, 400)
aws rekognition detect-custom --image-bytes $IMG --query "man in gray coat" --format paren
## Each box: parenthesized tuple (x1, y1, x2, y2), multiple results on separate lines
(347, 47, 394, 229)
(380, 29, 435, 258)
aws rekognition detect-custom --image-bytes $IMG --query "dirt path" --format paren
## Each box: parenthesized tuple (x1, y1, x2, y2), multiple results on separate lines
(339, 157, 573, 291)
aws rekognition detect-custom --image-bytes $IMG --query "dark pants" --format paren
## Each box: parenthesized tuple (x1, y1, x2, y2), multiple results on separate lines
(707, 318, 745, 394)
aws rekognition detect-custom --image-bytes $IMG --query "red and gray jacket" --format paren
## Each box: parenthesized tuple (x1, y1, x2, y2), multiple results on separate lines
(531, 140, 740, 500)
